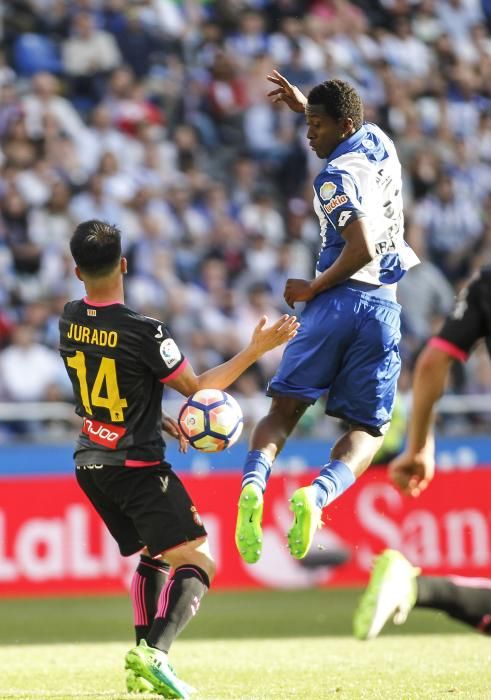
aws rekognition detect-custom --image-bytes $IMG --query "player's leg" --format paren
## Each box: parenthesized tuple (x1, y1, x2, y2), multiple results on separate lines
(122, 466, 211, 698)
(78, 463, 206, 698)
(236, 291, 350, 564)
(75, 466, 162, 694)
(126, 537, 213, 699)
(353, 549, 420, 640)
(288, 292, 402, 558)
(288, 427, 384, 559)
(417, 574, 491, 634)
(235, 395, 308, 564)
(130, 548, 170, 644)
(146, 537, 214, 651)
(127, 550, 171, 694)
(354, 550, 491, 639)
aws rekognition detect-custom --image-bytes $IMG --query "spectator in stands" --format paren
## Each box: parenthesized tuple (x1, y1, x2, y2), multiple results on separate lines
(415, 173, 484, 283)
(0, 324, 65, 403)
(23, 73, 85, 143)
(62, 11, 121, 107)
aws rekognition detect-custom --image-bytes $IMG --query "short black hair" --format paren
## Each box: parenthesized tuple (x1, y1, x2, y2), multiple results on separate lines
(308, 80, 364, 131)
(70, 220, 122, 277)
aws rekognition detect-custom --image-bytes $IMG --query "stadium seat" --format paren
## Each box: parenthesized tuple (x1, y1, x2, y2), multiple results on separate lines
(13, 34, 62, 76)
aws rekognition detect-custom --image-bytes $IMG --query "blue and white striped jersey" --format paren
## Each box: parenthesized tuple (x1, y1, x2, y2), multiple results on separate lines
(313, 122, 419, 285)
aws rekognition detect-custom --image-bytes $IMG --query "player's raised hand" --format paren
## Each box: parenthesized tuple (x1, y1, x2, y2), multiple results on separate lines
(283, 278, 315, 308)
(250, 314, 299, 353)
(267, 70, 307, 113)
(388, 447, 435, 498)
(162, 412, 189, 453)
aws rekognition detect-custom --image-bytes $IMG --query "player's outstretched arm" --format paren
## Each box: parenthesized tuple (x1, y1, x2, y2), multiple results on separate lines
(389, 345, 454, 497)
(267, 69, 307, 113)
(167, 315, 299, 396)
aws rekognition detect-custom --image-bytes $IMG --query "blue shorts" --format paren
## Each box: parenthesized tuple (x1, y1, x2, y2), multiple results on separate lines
(268, 284, 402, 436)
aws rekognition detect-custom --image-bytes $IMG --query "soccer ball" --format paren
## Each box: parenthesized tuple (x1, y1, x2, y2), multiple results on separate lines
(178, 389, 243, 452)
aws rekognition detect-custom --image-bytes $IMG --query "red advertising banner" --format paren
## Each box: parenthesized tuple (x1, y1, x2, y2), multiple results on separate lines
(0, 469, 490, 596)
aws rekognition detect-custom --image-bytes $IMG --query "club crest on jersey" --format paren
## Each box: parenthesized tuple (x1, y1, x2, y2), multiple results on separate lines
(323, 194, 348, 215)
(319, 181, 337, 201)
(159, 338, 180, 368)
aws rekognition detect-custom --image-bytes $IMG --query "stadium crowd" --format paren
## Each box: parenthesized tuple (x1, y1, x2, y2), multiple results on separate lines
(0, 0, 491, 441)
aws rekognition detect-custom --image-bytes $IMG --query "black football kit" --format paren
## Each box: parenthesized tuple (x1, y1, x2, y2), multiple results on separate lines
(59, 298, 207, 556)
(429, 267, 491, 361)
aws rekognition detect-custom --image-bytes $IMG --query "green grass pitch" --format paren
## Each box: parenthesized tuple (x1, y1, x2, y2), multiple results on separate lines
(0, 589, 489, 700)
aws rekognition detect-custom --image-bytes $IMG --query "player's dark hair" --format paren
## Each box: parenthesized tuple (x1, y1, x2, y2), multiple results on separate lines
(70, 220, 122, 277)
(308, 80, 364, 131)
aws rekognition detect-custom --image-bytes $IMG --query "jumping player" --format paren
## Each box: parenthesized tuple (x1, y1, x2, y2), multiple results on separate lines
(59, 220, 298, 698)
(235, 72, 419, 564)
(354, 269, 491, 639)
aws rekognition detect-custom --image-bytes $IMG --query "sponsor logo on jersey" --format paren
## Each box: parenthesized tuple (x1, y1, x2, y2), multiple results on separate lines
(319, 181, 337, 201)
(154, 324, 164, 339)
(323, 194, 348, 215)
(159, 338, 180, 368)
(82, 418, 126, 448)
(375, 239, 396, 255)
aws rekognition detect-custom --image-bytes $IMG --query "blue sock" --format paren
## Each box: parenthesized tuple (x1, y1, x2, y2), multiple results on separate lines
(312, 460, 355, 509)
(241, 450, 272, 492)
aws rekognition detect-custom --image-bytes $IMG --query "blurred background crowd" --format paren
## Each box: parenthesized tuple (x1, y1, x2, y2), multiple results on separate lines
(0, 0, 491, 444)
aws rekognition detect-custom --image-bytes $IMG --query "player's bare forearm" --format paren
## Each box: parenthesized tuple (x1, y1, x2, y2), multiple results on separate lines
(407, 346, 454, 453)
(309, 219, 374, 297)
(196, 315, 299, 389)
(168, 315, 299, 395)
(311, 242, 373, 296)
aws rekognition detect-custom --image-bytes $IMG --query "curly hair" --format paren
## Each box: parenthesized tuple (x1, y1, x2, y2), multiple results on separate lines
(308, 80, 364, 131)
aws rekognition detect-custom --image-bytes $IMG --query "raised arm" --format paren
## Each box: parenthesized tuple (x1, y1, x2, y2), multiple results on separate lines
(388, 345, 454, 496)
(267, 70, 307, 113)
(167, 315, 299, 397)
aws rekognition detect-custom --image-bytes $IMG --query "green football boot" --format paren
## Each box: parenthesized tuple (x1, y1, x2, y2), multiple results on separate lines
(287, 486, 322, 559)
(353, 549, 420, 640)
(126, 669, 155, 694)
(125, 640, 194, 699)
(235, 483, 264, 564)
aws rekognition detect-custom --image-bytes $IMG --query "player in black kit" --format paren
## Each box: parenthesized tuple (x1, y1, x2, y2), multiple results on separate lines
(388, 266, 491, 495)
(59, 220, 299, 698)
(353, 268, 491, 641)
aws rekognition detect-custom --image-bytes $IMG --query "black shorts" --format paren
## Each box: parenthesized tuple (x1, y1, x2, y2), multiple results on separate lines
(75, 462, 207, 557)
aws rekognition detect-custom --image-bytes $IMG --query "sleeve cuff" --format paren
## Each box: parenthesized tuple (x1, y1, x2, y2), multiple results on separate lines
(159, 358, 189, 383)
(428, 337, 468, 363)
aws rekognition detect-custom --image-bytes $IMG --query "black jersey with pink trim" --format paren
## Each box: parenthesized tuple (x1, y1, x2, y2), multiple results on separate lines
(430, 267, 491, 362)
(59, 299, 188, 466)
